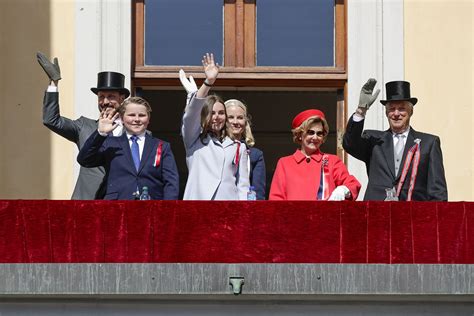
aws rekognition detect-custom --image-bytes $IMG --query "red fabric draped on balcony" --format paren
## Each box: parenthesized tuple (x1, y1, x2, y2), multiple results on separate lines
(0, 200, 472, 263)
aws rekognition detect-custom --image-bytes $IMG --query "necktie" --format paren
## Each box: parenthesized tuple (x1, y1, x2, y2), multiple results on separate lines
(394, 134, 405, 175)
(130, 135, 140, 171)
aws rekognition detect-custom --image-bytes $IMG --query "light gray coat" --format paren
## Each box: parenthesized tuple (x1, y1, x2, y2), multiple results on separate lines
(181, 96, 250, 200)
(42, 91, 105, 199)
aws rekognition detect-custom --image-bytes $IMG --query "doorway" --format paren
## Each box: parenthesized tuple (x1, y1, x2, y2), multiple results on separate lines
(141, 88, 339, 199)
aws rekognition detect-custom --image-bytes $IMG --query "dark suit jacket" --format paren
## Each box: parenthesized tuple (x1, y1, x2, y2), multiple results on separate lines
(43, 91, 105, 199)
(343, 115, 447, 201)
(248, 147, 266, 200)
(77, 131, 180, 200)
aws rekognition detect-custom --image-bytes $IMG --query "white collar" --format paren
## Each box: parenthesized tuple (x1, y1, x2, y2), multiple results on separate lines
(392, 127, 410, 138)
(126, 132, 146, 140)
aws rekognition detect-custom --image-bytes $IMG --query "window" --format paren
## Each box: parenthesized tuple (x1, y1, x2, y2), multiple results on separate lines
(133, 0, 346, 84)
(256, 0, 334, 67)
(144, 0, 223, 66)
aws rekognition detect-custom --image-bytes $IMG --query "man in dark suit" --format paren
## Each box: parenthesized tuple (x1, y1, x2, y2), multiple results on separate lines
(77, 97, 179, 200)
(38, 52, 130, 199)
(343, 79, 448, 201)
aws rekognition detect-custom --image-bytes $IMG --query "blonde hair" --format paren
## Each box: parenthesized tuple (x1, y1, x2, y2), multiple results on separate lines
(224, 99, 255, 147)
(200, 94, 226, 141)
(292, 116, 329, 145)
(119, 96, 152, 117)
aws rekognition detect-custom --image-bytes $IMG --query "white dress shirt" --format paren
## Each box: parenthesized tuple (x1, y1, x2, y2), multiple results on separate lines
(112, 118, 123, 136)
(392, 127, 410, 149)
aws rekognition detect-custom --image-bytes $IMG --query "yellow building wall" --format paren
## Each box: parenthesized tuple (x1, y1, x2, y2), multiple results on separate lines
(404, 0, 473, 201)
(0, 0, 74, 199)
(2, 1, 472, 201)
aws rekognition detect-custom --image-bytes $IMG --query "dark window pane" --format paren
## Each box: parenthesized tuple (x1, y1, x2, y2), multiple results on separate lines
(256, 0, 334, 67)
(145, 0, 223, 66)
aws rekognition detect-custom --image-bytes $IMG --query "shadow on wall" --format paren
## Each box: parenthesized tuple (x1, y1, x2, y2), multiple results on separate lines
(0, 1, 51, 198)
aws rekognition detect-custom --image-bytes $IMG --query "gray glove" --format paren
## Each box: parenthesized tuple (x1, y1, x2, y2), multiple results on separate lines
(358, 78, 380, 109)
(36, 52, 61, 81)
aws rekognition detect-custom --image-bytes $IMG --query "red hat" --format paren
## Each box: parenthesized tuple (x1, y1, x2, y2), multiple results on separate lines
(291, 109, 326, 129)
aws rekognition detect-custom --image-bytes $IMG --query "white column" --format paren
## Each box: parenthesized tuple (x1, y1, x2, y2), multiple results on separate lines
(347, 0, 404, 199)
(73, 0, 132, 180)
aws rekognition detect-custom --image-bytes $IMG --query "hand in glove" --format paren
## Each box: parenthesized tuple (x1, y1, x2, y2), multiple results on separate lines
(179, 69, 198, 95)
(358, 78, 380, 110)
(179, 69, 198, 107)
(36, 52, 61, 82)
(328, 185, 351, 201)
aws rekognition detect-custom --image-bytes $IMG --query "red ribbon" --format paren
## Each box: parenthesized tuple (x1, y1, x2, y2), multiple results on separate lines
(396, 140, 421, 201)
(234, 142, 240, 166)
(153, 141, 163, 168)
(232, 141, 241, 179)
(322, 155, 330, 200)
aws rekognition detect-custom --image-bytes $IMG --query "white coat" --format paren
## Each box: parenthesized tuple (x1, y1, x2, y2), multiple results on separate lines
(181, 96, 250, 200)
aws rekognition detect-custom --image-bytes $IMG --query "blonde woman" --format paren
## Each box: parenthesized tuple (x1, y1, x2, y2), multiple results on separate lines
(225, 99, 266, 200)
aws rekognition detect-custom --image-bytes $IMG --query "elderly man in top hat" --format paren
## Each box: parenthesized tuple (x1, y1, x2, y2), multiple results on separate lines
(343, 79, 447, 201)
(37, 52, 130, 200)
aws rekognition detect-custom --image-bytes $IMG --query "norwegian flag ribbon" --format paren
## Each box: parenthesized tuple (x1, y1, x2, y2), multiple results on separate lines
(153, 141, 163, 168)
(317, 155, 331, 200)
(233, 141, 241, 166)
(321, 155, 331, 200)
(396, 139, 421, 201)
(232, 141, 241, 179)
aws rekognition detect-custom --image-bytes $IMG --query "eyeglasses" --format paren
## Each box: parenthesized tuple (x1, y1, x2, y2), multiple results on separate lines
(306, 130, 325, 137)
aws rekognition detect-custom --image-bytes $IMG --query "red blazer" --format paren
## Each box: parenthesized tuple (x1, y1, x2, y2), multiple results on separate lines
(269, 150, 360, 200)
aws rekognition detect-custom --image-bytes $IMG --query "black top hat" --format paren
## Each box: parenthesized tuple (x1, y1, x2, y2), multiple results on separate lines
(90, 71, 130, 98)
(380, 81, 417, 106)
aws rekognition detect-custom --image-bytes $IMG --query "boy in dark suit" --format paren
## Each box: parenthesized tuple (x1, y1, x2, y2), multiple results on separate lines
(77, 97, 179, 200)
(343, 79, 447, 201)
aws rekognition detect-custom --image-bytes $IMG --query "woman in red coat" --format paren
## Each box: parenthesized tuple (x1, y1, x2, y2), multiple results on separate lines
(269, 109, 361, 201)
